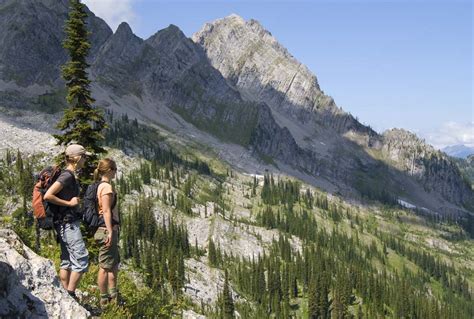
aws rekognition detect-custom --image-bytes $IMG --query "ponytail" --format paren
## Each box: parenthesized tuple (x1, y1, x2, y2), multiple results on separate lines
(65, 154, 81, 171)
(93, 168, 100, 182)
(94, 158, 117, 181)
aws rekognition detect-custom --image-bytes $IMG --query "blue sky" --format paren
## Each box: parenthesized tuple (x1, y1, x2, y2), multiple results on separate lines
(83, 0, 473, 149)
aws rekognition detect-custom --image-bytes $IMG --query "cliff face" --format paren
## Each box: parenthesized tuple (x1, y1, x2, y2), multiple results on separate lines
(191, 14, 374, 136)
(0, 228, 89, 318)
(381, 129, 474, 207)
(0, 0, 111, 87)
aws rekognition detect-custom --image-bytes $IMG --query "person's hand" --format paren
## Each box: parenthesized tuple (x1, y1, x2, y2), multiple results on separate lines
(69, 197, 80, 207)
(105, 233, 112, 247)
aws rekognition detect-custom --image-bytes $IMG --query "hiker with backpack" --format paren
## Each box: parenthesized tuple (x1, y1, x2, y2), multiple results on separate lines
(91, 158, 121, 307)
(43, 144, 90, 300)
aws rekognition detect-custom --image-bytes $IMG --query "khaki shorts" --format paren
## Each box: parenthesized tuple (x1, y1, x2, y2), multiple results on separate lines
(94, 227, 120, 270)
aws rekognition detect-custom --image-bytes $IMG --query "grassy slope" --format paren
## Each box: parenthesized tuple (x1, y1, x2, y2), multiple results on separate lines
(1, 119, 473, 318)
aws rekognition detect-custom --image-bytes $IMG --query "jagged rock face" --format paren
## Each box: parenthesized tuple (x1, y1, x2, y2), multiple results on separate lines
(91, 22, 145, 97)
(381, 129, 436, 175)
(92, 21, 302, 152)
(0, 0, 68, 86)
(192, 15, 327, 113)
(250, 103, 319, 171)
(0, 228, 89, 318)
(192, 14, 372, 135)
(382, 129, 474, 207)
(184, 257, 241, 306)
(0, 0, 111, 87)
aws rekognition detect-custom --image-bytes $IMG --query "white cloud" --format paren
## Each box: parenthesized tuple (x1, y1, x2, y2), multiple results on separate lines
(420, 121, 474, 150)
(82, 0, 136, 32)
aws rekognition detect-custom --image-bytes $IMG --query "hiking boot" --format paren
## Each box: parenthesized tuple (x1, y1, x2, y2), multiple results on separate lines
(109, 291, 124, 306)
(99, 293, 109, 309)
(67, 290, 79, 302)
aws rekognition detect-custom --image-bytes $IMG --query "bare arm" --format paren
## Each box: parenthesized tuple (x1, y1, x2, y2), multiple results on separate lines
(101, 192, 114, 247)
(43, 181, 79, 207)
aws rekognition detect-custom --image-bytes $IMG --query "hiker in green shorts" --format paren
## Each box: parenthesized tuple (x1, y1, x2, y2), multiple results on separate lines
(93, 158, 121, 307)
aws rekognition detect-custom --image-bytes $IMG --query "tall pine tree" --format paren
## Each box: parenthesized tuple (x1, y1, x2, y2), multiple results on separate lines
(222, 270, 235, 319)
(55, 0, 106, 182)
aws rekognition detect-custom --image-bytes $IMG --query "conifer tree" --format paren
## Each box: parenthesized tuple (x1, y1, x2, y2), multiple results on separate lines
(222, 270, 235, 319)
(55, 0, 106, 182)
(208, 237, 219, 267)
(308, 273, 319, 318)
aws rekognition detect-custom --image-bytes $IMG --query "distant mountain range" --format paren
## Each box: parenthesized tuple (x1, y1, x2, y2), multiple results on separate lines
(0, 0, 473, 215)
(442, 144, 474, 159)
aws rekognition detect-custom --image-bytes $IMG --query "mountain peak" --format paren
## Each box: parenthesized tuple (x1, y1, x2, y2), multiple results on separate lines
(146, 24, 187, 48)
(116, 21, 133, 36)
(192, 14, 337, 123)
(166, 23, 183, 33)
(222, 13, 245, 23)
(383, 128, 427, 144)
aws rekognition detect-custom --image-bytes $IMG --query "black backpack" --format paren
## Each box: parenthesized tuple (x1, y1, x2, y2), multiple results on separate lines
(82, 181, 104, 233)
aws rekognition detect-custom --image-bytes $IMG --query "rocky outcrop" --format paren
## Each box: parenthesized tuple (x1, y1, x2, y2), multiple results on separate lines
(192, 14, 373, 136)
(0, 228, 89, 318)
(0, 0, 111, 87)
(184, 257, 240, 306)
(381, 129, 474, 207)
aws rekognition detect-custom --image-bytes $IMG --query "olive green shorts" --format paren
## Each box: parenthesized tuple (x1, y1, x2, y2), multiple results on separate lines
(94, 227, 120, 270)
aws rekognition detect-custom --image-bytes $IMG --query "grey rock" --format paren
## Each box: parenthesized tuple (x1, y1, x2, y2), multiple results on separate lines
(184, 257, 241, 306)
(0, 228, 89, 318)
(0, 0, 111, 87)
(381, 128, 473, 207)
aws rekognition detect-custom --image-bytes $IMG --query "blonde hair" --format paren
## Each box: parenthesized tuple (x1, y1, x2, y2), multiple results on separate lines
(65, 154, 83, 171)
(94, 158, 117, 181)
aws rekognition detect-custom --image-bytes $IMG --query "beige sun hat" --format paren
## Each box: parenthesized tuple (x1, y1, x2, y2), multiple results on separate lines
(65, 144, 92, 157)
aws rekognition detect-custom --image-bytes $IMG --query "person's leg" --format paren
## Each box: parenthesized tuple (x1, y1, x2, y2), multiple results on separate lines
(59, 268, 71, 289)
(98, 267, 109, 306)
(95, 228, 112, 306)
(98, 267, 108, 293)
(64, 221, 89, 295)
(67, 271, 83, 292)
(57, 225, 72, 289)
(108, 266, 118, 289)
(108, 229, 120, 301)
(108, 266, 118, 301)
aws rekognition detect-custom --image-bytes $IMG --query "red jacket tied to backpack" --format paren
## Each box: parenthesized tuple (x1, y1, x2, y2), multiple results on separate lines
(32, 166, 62, 229)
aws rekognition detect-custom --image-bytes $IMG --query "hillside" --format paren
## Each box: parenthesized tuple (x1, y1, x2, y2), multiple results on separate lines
(0, 109, 473, 318)
(0, 0, 473, 217)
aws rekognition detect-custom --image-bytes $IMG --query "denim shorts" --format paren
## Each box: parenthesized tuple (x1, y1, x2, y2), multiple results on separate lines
(56, 220, 89, 273)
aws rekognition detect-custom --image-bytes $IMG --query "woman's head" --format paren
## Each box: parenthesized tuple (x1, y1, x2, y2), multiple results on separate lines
(65, 144, 90, 170)
(94, 158, 117, 181)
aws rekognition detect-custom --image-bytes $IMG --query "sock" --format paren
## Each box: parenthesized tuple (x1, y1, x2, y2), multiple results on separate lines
(108, 287, 118, 298)
(100, 293, 109, 301)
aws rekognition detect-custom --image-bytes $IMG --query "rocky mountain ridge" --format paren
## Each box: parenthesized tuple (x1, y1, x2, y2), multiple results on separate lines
(191, 14, 473, 212)
(0, 0, 472, 216)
